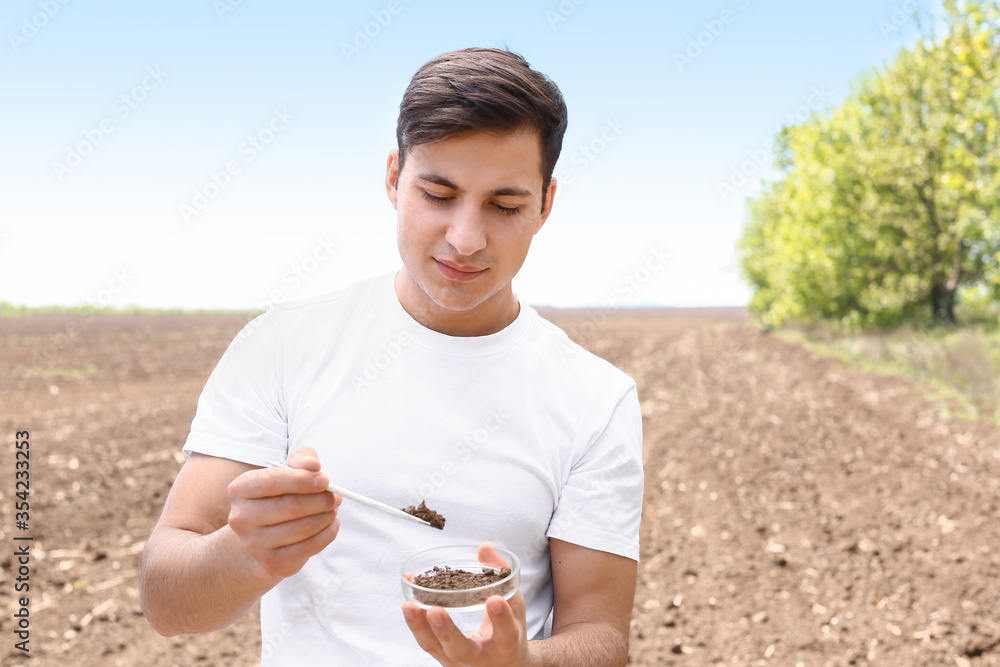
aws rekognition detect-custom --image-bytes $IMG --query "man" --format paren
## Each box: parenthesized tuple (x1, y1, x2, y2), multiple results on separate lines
(140, 48, 644, 666)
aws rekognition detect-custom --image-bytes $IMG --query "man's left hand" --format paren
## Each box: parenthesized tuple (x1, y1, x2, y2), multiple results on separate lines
(401, 542, 530, 667)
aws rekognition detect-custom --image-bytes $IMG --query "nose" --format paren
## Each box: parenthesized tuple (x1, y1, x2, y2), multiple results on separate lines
(444, 205, 487, 257)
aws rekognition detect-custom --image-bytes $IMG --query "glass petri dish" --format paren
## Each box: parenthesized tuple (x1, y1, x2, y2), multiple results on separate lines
(400, 544, 520, 628)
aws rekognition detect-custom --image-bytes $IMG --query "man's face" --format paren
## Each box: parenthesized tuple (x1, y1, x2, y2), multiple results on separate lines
(385, 128, 556, 335)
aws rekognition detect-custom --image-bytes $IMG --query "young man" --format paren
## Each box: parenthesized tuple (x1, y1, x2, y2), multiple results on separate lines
(140, 48, 644, 666)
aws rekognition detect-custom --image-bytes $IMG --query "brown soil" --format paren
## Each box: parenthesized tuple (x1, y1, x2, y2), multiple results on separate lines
(2, 310, 999, 666)
(412, 566, 514, 607)
(403, 501, 446, 529)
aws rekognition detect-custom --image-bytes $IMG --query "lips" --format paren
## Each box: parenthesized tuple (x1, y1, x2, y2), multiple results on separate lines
(435, 259, 486, 282)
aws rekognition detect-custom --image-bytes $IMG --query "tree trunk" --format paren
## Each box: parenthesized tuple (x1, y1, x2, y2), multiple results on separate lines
(931, 283, 956, 325)
(932, 238, 965, 326)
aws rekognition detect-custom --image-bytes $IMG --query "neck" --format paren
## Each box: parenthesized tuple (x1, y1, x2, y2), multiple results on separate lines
(394, 271, 519, 337)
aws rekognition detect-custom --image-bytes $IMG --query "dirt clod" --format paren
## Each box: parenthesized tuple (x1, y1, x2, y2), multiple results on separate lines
(402, 501, 446, 529)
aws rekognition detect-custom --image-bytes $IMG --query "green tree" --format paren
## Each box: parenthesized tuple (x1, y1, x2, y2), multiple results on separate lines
(739, 0, 1000, 328)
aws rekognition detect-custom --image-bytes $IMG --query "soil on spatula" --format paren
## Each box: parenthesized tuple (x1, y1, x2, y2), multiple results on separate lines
(403, 500, 446, 529)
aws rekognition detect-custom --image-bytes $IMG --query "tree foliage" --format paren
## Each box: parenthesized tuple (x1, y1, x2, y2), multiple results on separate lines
(738, 0, 1000, 328)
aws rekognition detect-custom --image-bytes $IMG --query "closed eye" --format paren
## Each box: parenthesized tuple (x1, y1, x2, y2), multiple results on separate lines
(422, 191, 451, 205)
(423, 189, 519, 216)
(493, 203, 520, 216)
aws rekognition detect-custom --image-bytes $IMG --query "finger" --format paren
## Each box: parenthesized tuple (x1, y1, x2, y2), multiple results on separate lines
(229, 491, 338, 545)
(275, 516, 340, 557)
(232, 484, 338, 524)
(242, 507, 338, 553)
(507, 589, 526, 622)
(427, 607, 480, 663)
(401, 603, 449, 661)
(478, 541, 510, 569)
(230, 465, 329, 500)
(483, 595, 522, 652)
(286, 446, 323, 472)
(253, 518, 340, 578)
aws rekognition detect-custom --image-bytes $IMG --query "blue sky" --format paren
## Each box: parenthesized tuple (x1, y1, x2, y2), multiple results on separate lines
(0, 0, 942, 309)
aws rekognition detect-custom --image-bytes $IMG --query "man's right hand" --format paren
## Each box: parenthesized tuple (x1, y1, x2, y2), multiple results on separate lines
(227, 446, 342, 578)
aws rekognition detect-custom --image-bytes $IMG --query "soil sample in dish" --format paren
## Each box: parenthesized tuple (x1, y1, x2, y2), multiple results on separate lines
(402, 500, 446, 530)
(411, 565, 515, 607)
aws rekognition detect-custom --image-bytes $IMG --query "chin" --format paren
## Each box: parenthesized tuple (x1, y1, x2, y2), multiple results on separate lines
(427, 277, 500, 312)
(428, 287, 489, 313)
(403, 259, 508, 315)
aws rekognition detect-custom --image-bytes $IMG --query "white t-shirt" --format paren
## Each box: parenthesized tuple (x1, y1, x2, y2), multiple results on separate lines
(183, 272, 643, 666)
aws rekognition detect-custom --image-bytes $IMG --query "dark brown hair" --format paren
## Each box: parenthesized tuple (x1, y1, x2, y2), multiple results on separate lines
(396, 48, 568, 208)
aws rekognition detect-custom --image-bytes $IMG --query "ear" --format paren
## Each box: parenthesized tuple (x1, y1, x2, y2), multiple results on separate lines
(385, 149, 400, 210)
(536, 177, 557, 234)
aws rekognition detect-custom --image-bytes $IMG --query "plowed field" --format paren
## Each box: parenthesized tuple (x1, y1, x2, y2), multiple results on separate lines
(2, 309, 999, 666)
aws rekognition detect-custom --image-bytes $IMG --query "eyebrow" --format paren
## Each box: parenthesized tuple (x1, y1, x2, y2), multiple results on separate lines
(416, 172, 533, 199)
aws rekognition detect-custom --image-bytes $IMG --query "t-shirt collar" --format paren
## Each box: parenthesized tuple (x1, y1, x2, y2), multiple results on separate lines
(379, 271, 533, 356)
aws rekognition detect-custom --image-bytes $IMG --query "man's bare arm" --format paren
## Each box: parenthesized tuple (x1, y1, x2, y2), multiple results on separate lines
(527, 538, 637, 666)
(139, 449, 339, 636)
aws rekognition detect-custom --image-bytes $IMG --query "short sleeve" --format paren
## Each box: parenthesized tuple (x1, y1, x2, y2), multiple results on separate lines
(546, 383, 644, 561)
(182, 310, 289, 465)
